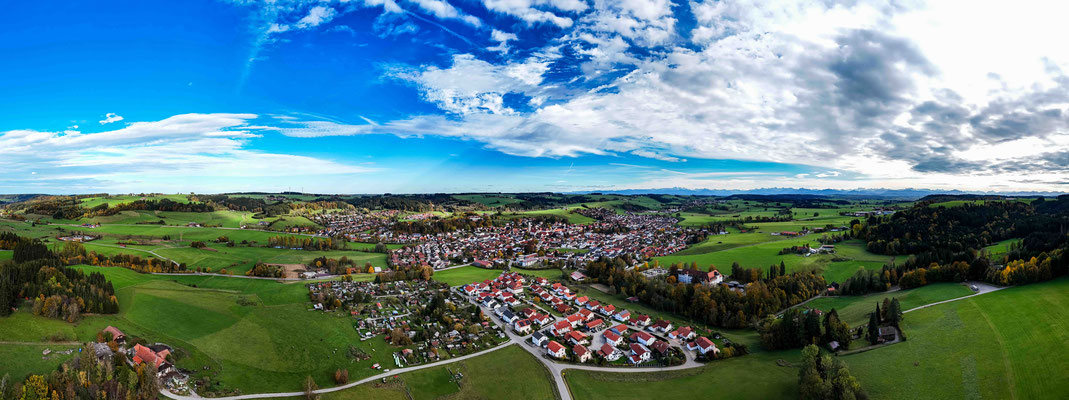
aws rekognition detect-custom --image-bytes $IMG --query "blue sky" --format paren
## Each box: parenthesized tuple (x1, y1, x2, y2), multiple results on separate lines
(2, 0, 1068, 194)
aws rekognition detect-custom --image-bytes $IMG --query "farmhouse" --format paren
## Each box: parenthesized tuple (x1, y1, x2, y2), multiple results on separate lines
(132, 344, 171, 369)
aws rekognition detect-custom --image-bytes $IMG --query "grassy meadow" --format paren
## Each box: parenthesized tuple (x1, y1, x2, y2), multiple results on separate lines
(846, 278, 1069, 400)
(432, 266, 505, 287)
(804, 283, 974, 326)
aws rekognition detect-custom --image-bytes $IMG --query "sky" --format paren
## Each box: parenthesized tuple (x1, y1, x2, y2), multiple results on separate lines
(1, 0, 1068, 194)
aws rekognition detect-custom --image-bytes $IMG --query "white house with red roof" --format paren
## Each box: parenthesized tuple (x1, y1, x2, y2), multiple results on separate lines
(695, 336, 719, 355)
(603, 330, 623, 346)
(573, 344, 592, 363)
(630, 331, 655, 346)
(547, 341, 566, 358)
(551, 320, 572, 336)
(599, 343, 621, 361)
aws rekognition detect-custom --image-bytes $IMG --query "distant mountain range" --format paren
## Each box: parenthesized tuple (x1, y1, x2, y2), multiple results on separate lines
(570, 187, 1069, 200)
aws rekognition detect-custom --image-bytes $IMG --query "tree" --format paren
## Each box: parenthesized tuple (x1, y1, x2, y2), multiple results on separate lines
(21, 375, 48, 400)
(334, 369, 349, 384)
(867, 311, 879, 345)
(303, 376, 320, 400)
(888, 298, 903, 326)
(798, 344, 867, 400)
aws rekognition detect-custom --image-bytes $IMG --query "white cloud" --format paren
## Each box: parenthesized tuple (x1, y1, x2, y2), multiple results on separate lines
(488, 29, 519, 54)
(404, 0, 482, 27)
(98, 113, 124, 125)
(388, 53, 555, 115)
(0, 113, 373, 192)
(296, 6, 337, 29)
(480, 0, 579, 28)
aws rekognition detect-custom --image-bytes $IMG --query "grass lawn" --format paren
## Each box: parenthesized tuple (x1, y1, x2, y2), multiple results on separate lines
(804, 283, 974, 326)
(0, 250, 11, 261)
(0, 343, 82, 381)
(846, 278, 1069, 400)
(79, 194, 193, 208)
(152, 244, 387, 274)
(432, 266, 504, 287)
(513, 267, 566, 279)
(566, 349, 801, 400)
(983, 238, 1021, 260)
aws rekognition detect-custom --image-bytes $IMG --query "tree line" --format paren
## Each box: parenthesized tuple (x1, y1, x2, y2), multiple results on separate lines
(0, 237, 118, 320)
(584, 256, 826, 329)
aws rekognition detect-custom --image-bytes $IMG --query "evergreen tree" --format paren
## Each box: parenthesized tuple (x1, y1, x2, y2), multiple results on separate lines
(867, 311, 879, 345)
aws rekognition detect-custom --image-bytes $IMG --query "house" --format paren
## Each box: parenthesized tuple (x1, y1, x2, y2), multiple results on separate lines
(695, 336, 719, 355)
(501, 310, 519, 324)
(650, 340, 670, 355)
(585, 318, 604, 330)
(514, 319, 533, 334)
(573, 344, 593, 363)
(650, 320, 673, 333)
(630, 331, 655, 346)
(551, 320, 572, 336)
(532, 314, 553, 326)
(609, 324, 629, 335)
(577, 308, 594, 321)
(566, 314, 584, 328)
(628, 343, 650, 364)
(600, 304, 616, 315)
(132, 344, 170, 369)
(570, 271, 586, 281)
(103, 326, 126, 343)
(566, 331, 589, 345)
(613, 310, 632, 322)
(677, 268, 723, 285)
(629, 315, 652, 326)
(599, 343, 621, 361)
(575, 296, 589, 306)
(670, 326, 695, 340)
(603, 331, 623, 346)
(531, 332, 548, 347)
(547, 341, 567, 358)
(879, 326, 897, 342)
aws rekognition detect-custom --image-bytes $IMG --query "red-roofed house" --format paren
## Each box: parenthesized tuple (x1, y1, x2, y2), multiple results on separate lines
(547, 341, 566, 358)
(573, 344, 592, 363)
(695, 336, 719, 355)
(566, 331, 589, 345)
(551, 320, 572, 336)
(630, 331, 655, 346)
(131, 344, 170, 369)
(603, 330, 622, 346)
(585, 318, 604, 330)
(599, 343, 621, 361)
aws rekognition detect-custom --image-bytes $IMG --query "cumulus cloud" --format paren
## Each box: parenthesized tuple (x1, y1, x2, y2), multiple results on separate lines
(99, 113, 124, 124)
(344, 0, 1069, 191)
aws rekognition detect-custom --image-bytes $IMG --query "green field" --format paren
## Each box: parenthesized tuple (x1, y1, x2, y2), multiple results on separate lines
(566, 350, 800, 400)
(0, 266, 402, 395)
(79, 194, 194, 208)
(0, 250, 11, 261)
(655, 238, 892, 283)
(432, 266, 504, 287)
(453, 194, 523, 207)
(513, 267, 566, 279)
(983, 238, 1021, 260)
(847, 278, 1069, 399)
(804, 283, 975, 326)
(0, 343, 83, 381)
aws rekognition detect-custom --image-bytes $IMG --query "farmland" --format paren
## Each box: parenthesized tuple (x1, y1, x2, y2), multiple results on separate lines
(431, 266, 506, 286)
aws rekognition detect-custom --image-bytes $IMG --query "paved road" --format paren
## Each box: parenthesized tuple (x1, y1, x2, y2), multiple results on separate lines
(903, 281, 1005, 313)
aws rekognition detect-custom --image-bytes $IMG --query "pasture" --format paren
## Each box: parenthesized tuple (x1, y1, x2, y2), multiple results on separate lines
(846, 278, 1069, 399)
(803, 283, 974, 326)
(655, 238, 892, 283)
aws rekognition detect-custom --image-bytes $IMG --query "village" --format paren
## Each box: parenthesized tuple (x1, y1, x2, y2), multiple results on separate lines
(316, 208, 692, 270)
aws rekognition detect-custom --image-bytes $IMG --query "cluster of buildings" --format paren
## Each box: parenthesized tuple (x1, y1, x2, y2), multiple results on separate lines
(363, 209, 692, 269)
(462, 272, 722, 366)
(91, 326, 187, 389)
